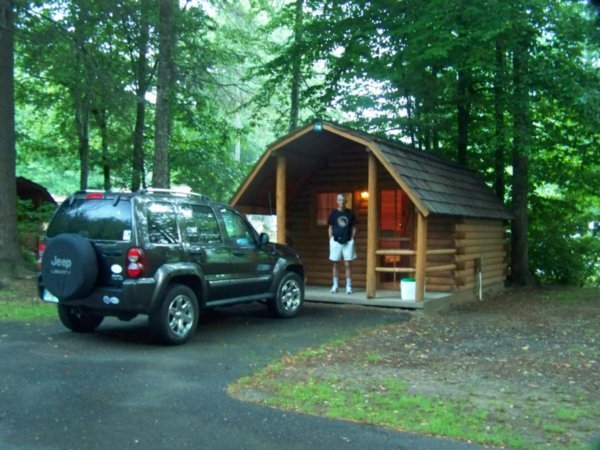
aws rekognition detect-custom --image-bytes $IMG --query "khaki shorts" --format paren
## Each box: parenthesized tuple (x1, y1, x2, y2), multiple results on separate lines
(329, 238, 357, 261)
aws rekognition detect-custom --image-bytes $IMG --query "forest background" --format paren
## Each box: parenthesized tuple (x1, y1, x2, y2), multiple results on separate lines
(0, 0, 598, 286)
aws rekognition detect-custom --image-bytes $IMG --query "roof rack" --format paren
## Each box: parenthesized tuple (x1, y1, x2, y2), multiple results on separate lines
(139, 187, 208, 199)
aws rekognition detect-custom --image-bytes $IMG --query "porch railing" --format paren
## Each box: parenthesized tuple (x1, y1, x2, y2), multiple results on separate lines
(374, 248, 457, 274)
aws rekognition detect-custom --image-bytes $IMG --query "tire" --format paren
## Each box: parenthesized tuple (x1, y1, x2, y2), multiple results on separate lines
(149, 284, 199, 345)
(58, 305, 104, 333)
(42, 233, 98, 300)
(268, 272, 304, 318)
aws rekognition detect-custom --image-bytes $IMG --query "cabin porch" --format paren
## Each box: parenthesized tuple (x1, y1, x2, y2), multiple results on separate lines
(304, 285, 453, 309)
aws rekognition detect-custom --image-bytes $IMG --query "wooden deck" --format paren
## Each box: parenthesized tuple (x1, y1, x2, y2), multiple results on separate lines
(304, 285, 452, 310)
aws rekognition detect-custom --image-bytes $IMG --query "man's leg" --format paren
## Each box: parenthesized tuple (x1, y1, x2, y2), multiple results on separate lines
(331, 261, 339, 293)
(344, 261, 352, 294)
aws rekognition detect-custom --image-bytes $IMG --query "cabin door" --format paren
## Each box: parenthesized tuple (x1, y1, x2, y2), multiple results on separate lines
(379, 189, 413, 289)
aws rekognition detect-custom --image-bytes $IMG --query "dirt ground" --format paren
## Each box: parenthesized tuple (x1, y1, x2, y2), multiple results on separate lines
(233, 286, 600, 449)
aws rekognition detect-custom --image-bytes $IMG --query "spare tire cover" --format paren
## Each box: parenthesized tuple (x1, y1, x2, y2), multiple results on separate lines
(42, 233, 98, 300)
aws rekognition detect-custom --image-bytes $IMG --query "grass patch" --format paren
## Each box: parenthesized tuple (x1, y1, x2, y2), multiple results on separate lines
(232, 369, 524, 449)
(0, 279, 55, 322)
(230, 359, 599, 450)
(554, 405, 588, 421)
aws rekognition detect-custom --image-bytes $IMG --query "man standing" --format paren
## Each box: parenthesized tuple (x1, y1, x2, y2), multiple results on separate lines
(328, 193, 357, 294)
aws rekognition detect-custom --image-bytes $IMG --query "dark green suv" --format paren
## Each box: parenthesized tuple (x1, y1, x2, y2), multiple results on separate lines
(38, 189, 304, 345)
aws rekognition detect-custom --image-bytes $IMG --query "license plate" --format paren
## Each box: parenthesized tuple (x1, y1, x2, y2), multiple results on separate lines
(42, 290, 59, 303)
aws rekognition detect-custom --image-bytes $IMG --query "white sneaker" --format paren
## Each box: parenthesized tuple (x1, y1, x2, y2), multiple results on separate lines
(330, 286, 338, 293)
(346, 286, 352, 294)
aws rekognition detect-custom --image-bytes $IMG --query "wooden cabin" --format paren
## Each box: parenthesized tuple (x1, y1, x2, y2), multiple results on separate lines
(231, 121, 512, 302)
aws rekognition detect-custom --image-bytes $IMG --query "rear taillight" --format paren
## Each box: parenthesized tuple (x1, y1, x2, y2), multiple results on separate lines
(127, 248, 145, 278)
(38, 243, 46, 269)
(86, 192, 104, 199)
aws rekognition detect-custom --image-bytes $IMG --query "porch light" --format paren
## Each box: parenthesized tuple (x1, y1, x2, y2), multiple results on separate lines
(313, 120, 323, 132)
(360, 191, 369, 200)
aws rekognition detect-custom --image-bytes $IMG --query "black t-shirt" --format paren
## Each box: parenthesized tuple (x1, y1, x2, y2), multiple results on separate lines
(328, 208, 356, 244)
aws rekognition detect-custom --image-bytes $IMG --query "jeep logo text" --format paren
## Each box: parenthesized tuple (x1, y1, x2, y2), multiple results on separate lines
(51, 256, 72, 270)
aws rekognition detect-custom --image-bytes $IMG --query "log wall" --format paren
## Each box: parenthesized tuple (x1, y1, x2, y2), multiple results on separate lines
(425, 216, 458, 292)
(423, 216, 508, 293)
(453, 217, 508, 291)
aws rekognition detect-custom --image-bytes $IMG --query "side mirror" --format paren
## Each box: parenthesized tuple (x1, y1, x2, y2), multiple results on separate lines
(258, 232, 270, 246)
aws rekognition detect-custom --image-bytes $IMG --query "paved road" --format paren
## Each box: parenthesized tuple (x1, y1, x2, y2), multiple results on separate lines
(0, 302, 489, 450)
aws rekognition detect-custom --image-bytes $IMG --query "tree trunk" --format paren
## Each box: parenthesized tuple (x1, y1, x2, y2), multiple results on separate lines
(92, 107, 110, 190)
(289, 0, 303, 132)
(75, 88, 90, 191)
(510, 39, 534, 286)
(404, 87, 416, 148)
(131, 1, 150, 192)
(152, 0, 177, 189)
(132, 99, 146, 191)
(69, 11, 93, 192)
(493, 39, 507, 201)
(0, 0, 26, 280)
(456, 69, 469, 166)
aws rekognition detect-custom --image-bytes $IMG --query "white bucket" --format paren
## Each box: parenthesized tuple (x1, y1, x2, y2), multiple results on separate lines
(400, 278, 416, 301)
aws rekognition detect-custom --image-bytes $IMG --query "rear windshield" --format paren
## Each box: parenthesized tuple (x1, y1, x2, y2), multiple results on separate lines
(46, 198, 133, 241)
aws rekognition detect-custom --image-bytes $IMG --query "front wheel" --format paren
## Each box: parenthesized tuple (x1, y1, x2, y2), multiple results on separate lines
(149, 284, 199, 345)
(58, 305, 104, 333)
(268, 272, 304, 318)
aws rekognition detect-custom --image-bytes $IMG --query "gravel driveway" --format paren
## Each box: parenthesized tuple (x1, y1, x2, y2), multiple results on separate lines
(0, 302, 490, 450)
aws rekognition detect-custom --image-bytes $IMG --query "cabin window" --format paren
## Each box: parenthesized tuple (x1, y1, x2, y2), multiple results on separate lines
(316, 192, 352, 226)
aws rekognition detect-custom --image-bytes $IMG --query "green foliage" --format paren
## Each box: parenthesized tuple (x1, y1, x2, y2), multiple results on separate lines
(529, 196, 600, 286)
(169, 112, 250, 202)
(16, 198, 55, 236)
(16, 199, 56, 268)
(7, 0, 600, 285)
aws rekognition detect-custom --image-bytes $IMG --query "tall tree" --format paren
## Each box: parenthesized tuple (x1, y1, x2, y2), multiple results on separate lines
(0, 0, 25, 280)
(510, 34, 534, 286)
(67, 2, 95, 190)
(131, 0, 150, 191)
(152, 0, 177, 188)
(288, 0, 303, 131)
(124, 0, 154, 191)
(493, 37, 508, 201)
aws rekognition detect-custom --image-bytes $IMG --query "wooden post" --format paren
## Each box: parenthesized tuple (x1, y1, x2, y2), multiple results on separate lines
(415, 211, 428, 302)
(276, 156, 286, 244)
(366, 152, 378, 298)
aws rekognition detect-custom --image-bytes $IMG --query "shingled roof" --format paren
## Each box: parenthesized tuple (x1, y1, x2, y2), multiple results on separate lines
(233, 121, 513, 221)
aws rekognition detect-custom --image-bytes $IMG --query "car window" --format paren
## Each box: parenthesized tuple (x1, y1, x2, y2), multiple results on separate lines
(146, 201, 179, 244)
(220, 208, 256, 247)
(180, 204, 222, 245)
(46, 198, 132, 241)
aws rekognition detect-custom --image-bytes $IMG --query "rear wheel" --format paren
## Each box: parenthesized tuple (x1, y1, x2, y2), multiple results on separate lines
(58, 305, 104, 333)
(268, 272, 304, 318)
(149, 284, 199, 345)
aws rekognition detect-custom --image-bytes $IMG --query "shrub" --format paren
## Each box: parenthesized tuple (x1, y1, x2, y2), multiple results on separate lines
(529, 196, 599, 286)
